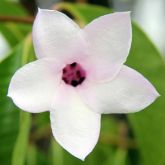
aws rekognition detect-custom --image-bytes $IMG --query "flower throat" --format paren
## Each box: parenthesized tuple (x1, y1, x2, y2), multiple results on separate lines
(62, 62, 86, 87)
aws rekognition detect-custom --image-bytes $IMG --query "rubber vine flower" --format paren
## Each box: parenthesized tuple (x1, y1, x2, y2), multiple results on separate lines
(8, 9, 159, 160)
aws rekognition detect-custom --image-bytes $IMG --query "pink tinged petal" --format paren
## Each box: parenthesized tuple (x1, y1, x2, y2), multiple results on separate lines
(50, 84, 101, 160)
(83, 12, 132, 82)
(78, 66, 160, 114)
(33, 9, 86, 62)
(8, 58, 62, 113)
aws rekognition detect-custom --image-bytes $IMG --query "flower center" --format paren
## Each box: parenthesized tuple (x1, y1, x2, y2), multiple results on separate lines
(62, 62, 86, 87)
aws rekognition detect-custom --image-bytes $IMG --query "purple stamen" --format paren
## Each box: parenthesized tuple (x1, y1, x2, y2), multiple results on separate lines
(62, 62, 86, 87)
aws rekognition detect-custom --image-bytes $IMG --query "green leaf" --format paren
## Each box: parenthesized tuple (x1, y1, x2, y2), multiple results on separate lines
(0, 1, 26, 15)
(0, 1, 32, 60)
(56, 3, 165, 165)
(0, 35, 33, 165)
(0, 44, 23, 165)
(127, 24, 165, 165)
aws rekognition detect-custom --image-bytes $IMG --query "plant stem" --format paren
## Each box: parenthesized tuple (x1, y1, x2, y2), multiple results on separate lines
(76, 0, 88, 3)
(12, 112, 31, 165)
(12, 35, 33, 165)
(0, 15, 34, 24)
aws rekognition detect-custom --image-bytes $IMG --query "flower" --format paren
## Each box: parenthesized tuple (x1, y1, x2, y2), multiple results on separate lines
(8, 9, 159, 160)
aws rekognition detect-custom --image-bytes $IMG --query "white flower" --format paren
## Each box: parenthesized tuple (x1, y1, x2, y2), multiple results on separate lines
(8, 9, 159, 160)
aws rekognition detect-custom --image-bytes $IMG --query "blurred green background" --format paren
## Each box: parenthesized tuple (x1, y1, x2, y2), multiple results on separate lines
(0, 0, 164, 165)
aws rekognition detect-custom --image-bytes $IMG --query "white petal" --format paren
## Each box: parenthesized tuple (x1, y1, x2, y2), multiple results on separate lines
(83, 12, 132, 82)
(33, 9, 86, 62)
(8, 58, 62, 113)
(50, 84, 101, 160)
(78, 66, 159, 114)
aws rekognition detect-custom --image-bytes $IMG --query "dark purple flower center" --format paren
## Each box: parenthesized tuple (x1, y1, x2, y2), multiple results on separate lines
(62, 62, 86, 87)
